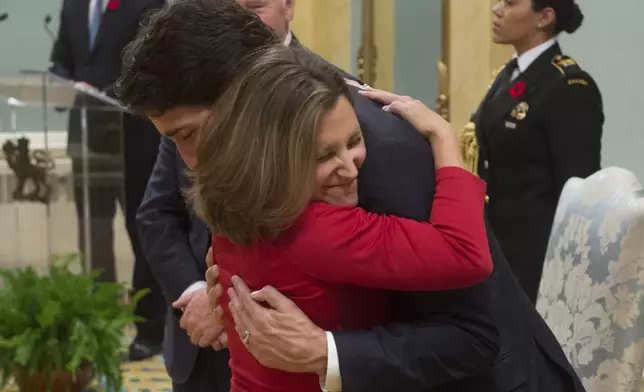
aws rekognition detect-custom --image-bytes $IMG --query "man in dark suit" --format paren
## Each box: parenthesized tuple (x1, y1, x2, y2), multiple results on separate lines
(135, 136, 231, 391)
(119, 0, 584, 391)
(126, 1, 296, 391)
(49, 0, 167, 361)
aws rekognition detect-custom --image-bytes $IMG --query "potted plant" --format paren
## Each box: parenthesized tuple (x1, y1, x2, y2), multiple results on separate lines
(0, 253, 147, 392)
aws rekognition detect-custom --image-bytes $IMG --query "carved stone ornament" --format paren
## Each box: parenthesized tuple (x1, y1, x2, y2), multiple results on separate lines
(2, 137, 55, 204)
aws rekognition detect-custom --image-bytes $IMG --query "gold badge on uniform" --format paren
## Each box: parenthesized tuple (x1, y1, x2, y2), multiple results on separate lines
(553, 55, 577, 68)
(567, 78, 588, 86)
(551, 55, 582, 75)
(510, 101, 529, 120)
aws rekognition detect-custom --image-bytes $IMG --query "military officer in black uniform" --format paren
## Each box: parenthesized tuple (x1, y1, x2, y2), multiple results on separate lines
(462, 0, 604, 304)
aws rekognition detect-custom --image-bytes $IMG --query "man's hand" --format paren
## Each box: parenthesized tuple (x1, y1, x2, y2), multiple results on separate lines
(206, 249, 224, 317)
(205, 248, 228, 350)
(211, 330, 228, 351)
(227, 275, 328, 376)
(74, 81, 99, 91)
(172, 288, 224, 348)
(206, 246, 214, 268)
(207, 267, 226, 322)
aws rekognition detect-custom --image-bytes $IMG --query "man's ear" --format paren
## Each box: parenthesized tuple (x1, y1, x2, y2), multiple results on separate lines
(284, 0, 295, 22)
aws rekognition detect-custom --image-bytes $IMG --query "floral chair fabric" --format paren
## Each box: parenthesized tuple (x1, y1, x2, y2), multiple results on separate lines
(536, 167, 644, 392)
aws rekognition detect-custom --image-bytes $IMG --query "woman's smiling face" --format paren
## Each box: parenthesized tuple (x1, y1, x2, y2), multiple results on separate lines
(312, 97, 366, 207)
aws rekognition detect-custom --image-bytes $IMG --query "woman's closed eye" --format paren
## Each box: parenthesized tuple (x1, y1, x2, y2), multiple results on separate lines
(316, 153, 333, 163)
(347, 134, 363, 149)
(182, 129, 195, 141)
(316, 134, 363, 162)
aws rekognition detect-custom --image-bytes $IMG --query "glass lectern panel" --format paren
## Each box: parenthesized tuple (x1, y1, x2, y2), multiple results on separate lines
(0, 70, 128, 279)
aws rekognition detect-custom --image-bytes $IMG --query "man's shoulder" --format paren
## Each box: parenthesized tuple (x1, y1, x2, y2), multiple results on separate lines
(290, 40, 427, 150)
(291, 43, 358, 82)
(350, 89, 426, 148)
(160, 135, 178, 154)
(60, 0, 77, 11)
(158, 136, 190, 174)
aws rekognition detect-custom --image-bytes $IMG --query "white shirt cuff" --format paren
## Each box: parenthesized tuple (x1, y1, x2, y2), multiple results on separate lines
(321, 331, 342, 392)
(181, 281, 207, 298)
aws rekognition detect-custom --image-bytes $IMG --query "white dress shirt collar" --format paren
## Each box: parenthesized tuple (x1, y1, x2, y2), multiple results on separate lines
(513, 38, 557, 73)
(283, 30, 293, 47)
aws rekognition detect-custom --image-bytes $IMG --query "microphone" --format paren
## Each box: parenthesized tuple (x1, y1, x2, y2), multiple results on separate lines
(0, 13, 8, 22)
(43, 14, 56, 41)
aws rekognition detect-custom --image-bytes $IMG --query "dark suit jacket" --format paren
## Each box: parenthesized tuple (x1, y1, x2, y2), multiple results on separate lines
(320, 59, 586, 392)
(49, 0, 164, 155)
(136, 137, 215, 383)
(474, 42, 603, 302)
(137, 40, 583, 391)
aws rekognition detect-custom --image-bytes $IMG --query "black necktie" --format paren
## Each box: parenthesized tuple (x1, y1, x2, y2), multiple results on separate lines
(494, 58, 519, 97)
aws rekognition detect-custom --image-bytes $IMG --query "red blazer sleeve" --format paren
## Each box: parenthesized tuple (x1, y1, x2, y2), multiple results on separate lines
(290, 167, 492, 291)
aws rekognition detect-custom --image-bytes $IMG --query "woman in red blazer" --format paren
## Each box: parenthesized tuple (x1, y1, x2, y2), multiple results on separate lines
(188, 46, 492, 392)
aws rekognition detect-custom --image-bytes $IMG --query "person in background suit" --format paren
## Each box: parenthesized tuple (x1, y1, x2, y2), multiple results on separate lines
(126, 1, 295, 390)
(466, 0, 603, 304)
(123, 1, 584, 391)
(49, 0, 167, 361)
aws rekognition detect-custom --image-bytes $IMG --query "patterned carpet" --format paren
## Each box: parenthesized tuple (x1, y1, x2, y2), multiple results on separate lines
(104, 354, 172, 392)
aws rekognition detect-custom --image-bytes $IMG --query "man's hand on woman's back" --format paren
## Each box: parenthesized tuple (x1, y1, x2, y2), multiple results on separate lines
(205, 248, 229, 350)
(206, 250, 328, 374)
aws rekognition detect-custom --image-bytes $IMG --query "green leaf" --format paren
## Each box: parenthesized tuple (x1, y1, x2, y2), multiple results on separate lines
(0, 253, 135, 390)
(15, 334, 35, 366)
(37, 301, 61, 328)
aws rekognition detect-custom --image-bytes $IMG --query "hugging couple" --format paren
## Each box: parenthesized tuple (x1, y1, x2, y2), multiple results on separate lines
(120, 0, 585, 391)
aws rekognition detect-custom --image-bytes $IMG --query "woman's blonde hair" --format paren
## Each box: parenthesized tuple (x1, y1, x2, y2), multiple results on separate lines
(187, 45, 352, 246)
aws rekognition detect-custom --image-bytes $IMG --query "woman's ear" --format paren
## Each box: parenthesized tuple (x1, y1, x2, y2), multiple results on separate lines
(537, 7, 556, 31)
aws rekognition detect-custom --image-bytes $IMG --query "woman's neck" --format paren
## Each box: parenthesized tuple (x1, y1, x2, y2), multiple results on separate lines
(513, 35, 552, 56)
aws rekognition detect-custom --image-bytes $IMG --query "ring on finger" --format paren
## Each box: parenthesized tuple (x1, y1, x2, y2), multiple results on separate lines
(241, 329, 251, 346)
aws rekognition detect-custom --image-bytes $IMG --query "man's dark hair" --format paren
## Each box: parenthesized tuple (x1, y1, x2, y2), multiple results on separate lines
(117, 0, 279, 115)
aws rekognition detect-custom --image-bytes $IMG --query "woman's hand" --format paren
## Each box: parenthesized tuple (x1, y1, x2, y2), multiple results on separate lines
(358, 87, 464, 169)
(358, 87, 451, 138)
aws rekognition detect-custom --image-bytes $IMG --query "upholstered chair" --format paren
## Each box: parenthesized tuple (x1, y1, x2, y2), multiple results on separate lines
(537, 167, 644, 392)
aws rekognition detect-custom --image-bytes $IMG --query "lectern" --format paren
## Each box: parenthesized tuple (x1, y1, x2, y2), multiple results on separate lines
(0, 71, 128, 274)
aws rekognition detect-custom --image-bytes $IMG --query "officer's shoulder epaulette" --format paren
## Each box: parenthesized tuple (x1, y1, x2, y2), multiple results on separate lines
(551, 54, 584, 76)
(550, 54, 594, 87)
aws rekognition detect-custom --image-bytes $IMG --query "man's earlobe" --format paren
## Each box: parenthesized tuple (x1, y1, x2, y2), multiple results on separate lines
(285, 0, 295, 19)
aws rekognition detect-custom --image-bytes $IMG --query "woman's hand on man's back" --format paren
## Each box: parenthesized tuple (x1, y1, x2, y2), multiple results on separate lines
(358, 87, 451, 138)
(358, 87, 464, 169)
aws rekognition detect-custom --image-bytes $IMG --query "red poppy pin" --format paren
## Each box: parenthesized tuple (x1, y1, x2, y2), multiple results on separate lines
(107, 0, 120, 11)
(509, 81, 526, 99)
